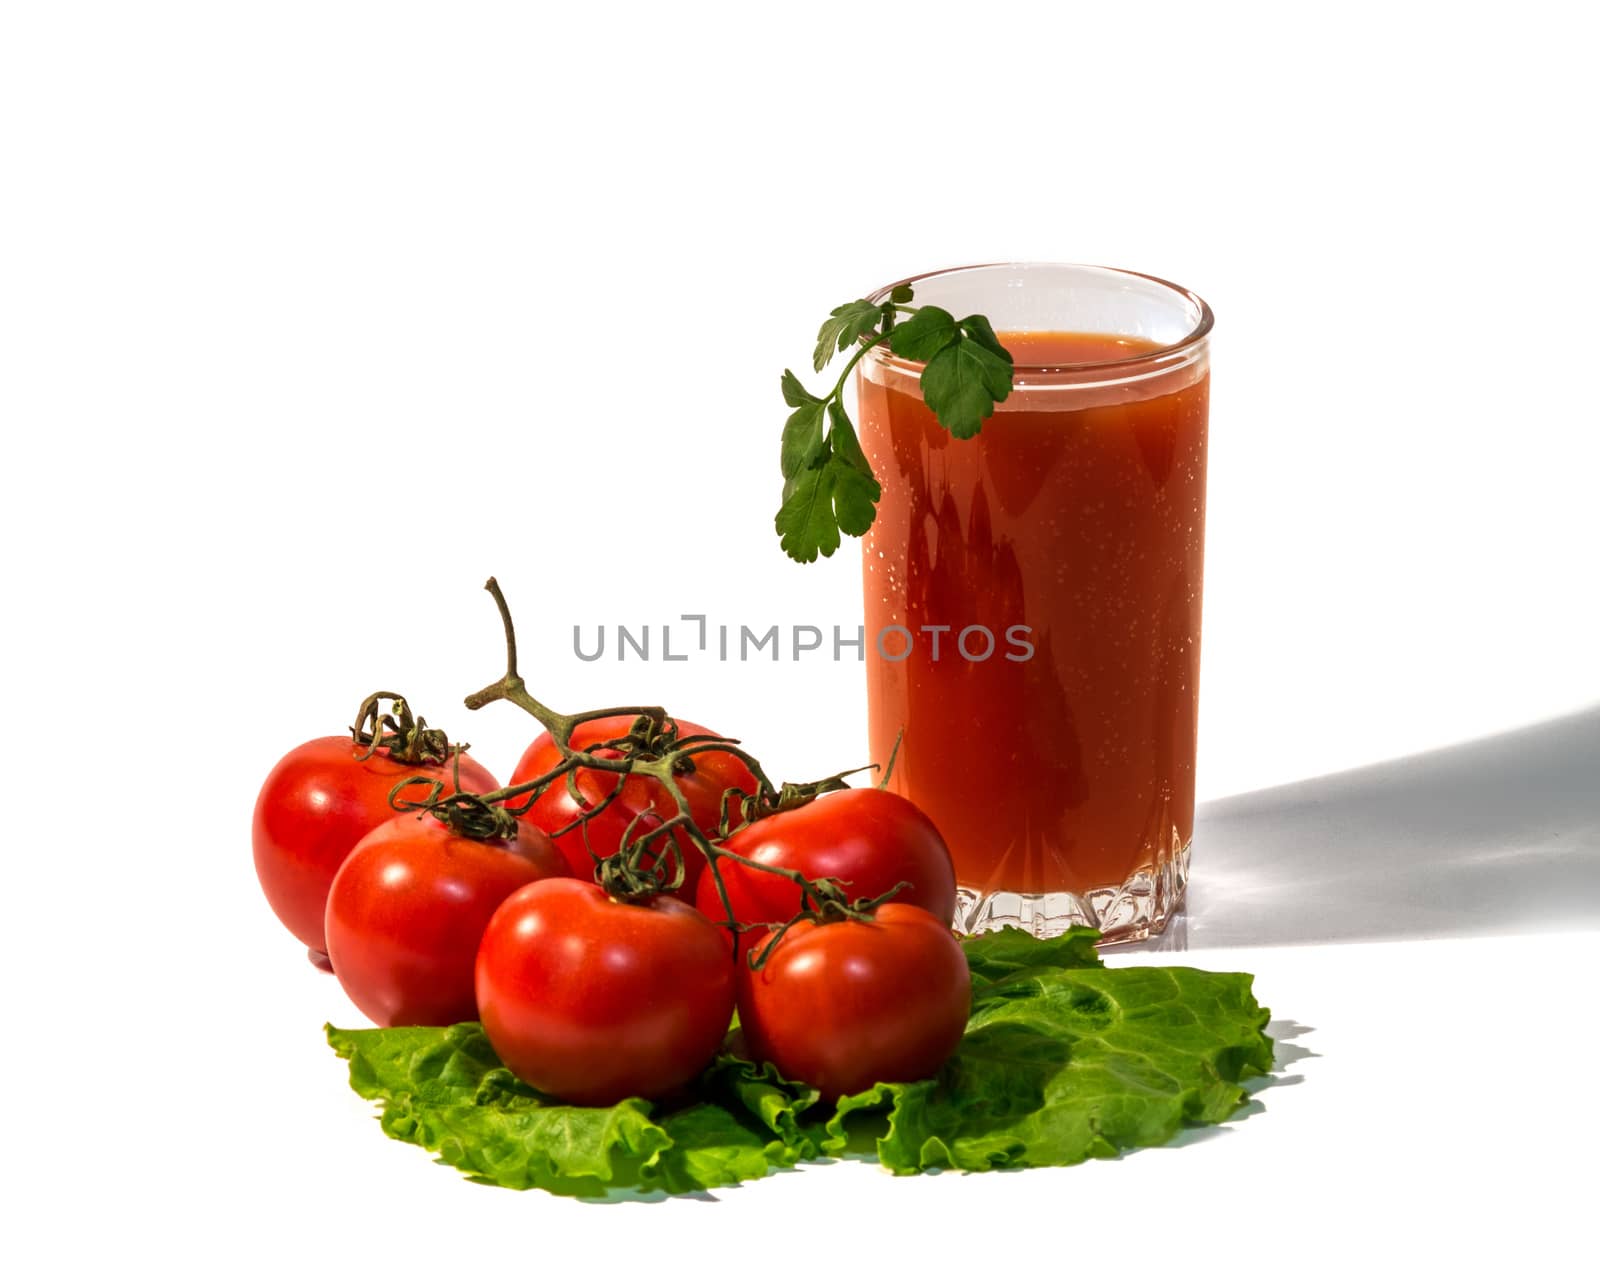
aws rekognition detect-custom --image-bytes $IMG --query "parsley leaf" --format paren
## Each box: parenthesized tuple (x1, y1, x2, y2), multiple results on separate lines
(775, 465, 842, 562)
(813, 299, 885, 373)
(780, 368, 820, 409)
(828, 453, 880, 536)
(827, 400, 873, 476)
(921, 332, 1013, 438)
(779, 395, 826, 480)
(886, 304, 959, 362)
(775, 286, 1012, 562)
(958, 312, 1010, 361)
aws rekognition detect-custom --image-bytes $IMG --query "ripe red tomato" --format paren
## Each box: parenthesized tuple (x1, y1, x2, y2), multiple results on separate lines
(253, 736, 498, 961)
(324, 815, 568, 1027)
(475, 878, 735, 1105)
(511, 715, 756, 899)
(736, 903, 971, 1103)
(694, 788, 957, 954)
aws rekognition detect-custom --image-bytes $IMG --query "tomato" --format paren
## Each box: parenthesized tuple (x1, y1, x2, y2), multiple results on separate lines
(736, 903, 971, 1103)
(324, 815, 568, 1027)
(475, 878, 735, 1105)
(253, 735, 499, 961)
(511, 715, 756, 899)
(694, 788, 957, 954)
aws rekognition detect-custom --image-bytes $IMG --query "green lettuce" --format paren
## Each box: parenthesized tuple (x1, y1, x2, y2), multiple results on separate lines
(326, 1022, 777, 1195)
(327, 927, 1274, 1195)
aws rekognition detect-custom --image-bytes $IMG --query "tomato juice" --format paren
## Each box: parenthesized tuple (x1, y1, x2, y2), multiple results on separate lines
(859, 299, 1210, 940)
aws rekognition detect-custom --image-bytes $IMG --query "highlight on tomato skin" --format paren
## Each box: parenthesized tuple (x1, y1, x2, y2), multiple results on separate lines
(323, 813, 568, 1028)
(474, 877, 737, 1107)
(510, 714, 757, 899)
(252, 735, 499, 961)
(734, 902, 972, 1104)
(694, 787, 958, 954)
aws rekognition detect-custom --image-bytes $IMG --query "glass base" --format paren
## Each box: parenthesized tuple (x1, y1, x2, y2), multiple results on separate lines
(953, 839, 1190, 946)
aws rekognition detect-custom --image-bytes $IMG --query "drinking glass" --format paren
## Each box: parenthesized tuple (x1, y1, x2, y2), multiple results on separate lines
(858, 262, 1213, 942)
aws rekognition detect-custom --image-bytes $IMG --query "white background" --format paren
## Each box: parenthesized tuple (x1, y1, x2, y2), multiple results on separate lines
(3, 2, 1597, 1273)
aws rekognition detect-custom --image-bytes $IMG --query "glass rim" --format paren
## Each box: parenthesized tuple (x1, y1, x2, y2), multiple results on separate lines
(863, 261, 1214, 379)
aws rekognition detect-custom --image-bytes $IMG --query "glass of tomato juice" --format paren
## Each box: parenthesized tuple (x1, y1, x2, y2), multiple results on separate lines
(858, 263, 1213, 943)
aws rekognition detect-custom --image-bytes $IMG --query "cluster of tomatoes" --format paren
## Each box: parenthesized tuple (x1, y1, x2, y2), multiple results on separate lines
(253, 694, 971, 1107)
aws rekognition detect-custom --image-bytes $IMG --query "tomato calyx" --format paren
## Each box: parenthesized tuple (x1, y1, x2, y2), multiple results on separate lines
(350, 691, 453, 766)
(595, 812, 690, 904)
(714, 767, 868, 837)
(745, 878, 912, 970)
(387, 753, 522, 844)
(392, 785, 523, 842)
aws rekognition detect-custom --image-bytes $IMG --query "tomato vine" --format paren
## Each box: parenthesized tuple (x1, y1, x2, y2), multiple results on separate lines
(394, 577, 893, 946)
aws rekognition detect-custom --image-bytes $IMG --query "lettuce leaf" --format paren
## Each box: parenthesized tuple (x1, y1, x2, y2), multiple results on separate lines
(326, 1022, 776, 1195)
(825, 961, 1274, 1173)
(327, 927, 1273, 1195)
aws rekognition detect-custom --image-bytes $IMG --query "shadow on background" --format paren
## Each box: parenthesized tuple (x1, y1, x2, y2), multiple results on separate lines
(1169, 705, 1600, 950)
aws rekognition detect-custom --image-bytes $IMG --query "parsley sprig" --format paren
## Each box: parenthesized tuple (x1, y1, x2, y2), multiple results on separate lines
(775, 284, 1015, 562)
